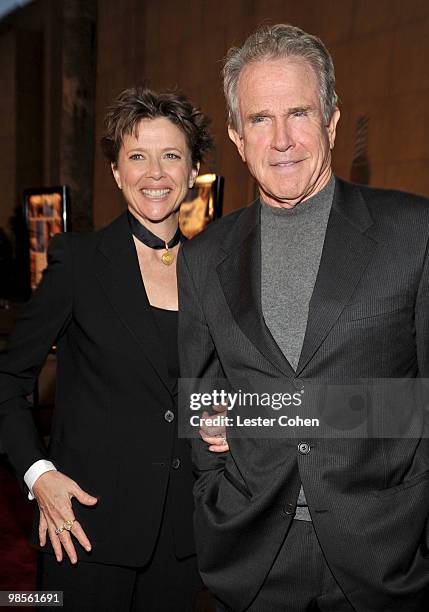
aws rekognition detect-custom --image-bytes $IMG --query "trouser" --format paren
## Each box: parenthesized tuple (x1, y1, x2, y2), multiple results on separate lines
(217, 520, 355, 612)
(37, 550, 202, 612)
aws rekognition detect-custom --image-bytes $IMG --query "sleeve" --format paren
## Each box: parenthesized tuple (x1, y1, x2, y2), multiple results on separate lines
(177, 246, 227, 484)
(24, 459, 57, 499)
(414, 231, 429, 442)
(415, 232, 429, 377)
(0, 233, 73, 479)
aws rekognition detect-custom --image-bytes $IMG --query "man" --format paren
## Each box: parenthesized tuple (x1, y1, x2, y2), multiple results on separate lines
(178, 24, 429, 612)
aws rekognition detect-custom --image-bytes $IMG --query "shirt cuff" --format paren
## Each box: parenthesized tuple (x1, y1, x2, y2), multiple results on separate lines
(24, 460, 57, 500)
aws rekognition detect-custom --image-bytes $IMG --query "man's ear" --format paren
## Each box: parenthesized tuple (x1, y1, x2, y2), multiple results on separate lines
(228, 126, 246, 162)
(111, 162, 121, 189)
(327, 108, 340, 150)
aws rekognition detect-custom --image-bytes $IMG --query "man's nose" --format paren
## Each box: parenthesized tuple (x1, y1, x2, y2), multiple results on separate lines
(271, 121, 294, 151)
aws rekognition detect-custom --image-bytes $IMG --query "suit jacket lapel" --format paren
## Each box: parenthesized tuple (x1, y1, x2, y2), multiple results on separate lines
(296, 179, 377, 375)
(217, 201, 295, 377)
(94, 213, 174, 398)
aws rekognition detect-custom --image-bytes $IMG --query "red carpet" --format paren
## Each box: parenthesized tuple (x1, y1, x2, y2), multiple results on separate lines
(0, 456, 37, 594)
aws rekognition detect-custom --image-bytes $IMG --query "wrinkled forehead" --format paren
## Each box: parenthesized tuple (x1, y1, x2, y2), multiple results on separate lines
(237, 57, 321, 112)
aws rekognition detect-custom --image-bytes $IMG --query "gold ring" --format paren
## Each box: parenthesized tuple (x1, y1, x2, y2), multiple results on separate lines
(62, 519, 75, 531)
(55, 519, 74, 536)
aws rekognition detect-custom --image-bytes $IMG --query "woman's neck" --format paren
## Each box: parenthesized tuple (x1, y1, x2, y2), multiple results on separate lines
(129, 209, 179, 243)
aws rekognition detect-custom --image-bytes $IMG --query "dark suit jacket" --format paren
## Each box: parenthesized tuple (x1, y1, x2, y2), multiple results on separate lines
(0, 212, 195, 567)
(178, 178, 429, 612)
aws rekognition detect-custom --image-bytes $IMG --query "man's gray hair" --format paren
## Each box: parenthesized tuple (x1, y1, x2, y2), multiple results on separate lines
(223, 24, 338, 132)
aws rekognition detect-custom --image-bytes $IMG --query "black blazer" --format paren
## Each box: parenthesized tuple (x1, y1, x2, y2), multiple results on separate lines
(178, 178, 429, 612)
(0, 212, 195, 566)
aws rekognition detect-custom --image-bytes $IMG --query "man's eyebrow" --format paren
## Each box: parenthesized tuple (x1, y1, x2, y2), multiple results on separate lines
(287, 105, 314, 115)
(246, 110, 272, 121)
(246, 105, 315, 121)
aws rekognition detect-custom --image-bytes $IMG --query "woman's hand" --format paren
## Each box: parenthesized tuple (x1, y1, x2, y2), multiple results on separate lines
(32, 470, 97, 564)
(199, 407, 230, 453)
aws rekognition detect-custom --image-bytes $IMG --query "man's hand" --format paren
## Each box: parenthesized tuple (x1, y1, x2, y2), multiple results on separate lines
(199, 406, 230, 453)
(32, 470, 97, 564)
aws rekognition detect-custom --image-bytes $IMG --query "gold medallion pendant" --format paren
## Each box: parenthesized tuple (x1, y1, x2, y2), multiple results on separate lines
(161, 249, 174, 265)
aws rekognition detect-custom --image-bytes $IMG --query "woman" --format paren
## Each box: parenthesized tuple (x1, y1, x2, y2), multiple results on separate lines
(0, 87, 223, 610)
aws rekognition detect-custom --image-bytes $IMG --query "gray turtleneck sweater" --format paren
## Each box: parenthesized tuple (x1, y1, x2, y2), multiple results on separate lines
(261, 176, 335, 521)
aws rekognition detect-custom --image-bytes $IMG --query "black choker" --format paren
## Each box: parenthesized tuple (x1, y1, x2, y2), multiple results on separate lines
(128, 211, 183, 266)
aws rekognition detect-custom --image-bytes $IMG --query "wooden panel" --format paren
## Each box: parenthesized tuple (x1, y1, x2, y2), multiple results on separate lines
(93, 0, 429, 226)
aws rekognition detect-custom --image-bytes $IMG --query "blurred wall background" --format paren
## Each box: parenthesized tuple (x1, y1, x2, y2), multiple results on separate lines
(1, 0, 429, 241)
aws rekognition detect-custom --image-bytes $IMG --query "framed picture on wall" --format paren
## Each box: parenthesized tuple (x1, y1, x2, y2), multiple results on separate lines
(23, 186, 70, 291)
(179, 174, 224, 239)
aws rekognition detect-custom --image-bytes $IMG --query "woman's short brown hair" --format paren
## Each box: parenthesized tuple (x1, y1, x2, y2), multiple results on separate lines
(100, 87, 213, 166)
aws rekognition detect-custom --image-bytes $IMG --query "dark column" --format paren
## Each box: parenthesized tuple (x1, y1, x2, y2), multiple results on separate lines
(59, 0, 97, 231)
(14, 29, 44, 297)
(350, 115, 371, 186)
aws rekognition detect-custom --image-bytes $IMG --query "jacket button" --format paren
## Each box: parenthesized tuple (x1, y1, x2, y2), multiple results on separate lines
(294, 379, 305, 393)
(172, 458, 181, 469)
(284, 502, 296, 515)
(164, 410, 175, 423)
(298, 442, 311, 454)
